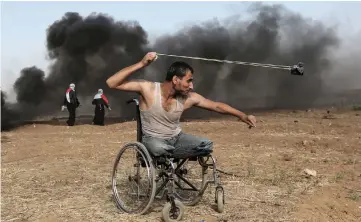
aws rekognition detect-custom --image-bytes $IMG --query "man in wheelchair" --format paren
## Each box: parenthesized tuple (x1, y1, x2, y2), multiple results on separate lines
(106, 52, 256, 158)
(106, 52, 257, 220)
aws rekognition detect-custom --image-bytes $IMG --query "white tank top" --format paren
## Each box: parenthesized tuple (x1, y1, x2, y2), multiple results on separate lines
(139, 82, 185, 139)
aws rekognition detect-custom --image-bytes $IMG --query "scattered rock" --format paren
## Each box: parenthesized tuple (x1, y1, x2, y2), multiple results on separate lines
(195, 215, 217, 222)
(304, 168, 317, 177)
(283, 153, 293, 161)
(323, 114, 336, 119)
(302, 140, 308, 146)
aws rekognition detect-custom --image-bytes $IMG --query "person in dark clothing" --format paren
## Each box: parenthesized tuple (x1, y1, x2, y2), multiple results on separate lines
(92, 89, 111, 126)
(61, 83, 80, 126)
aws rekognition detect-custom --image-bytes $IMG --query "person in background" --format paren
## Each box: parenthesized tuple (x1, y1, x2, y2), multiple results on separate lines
(92, 88, 111, 126)
(61, 83, 80, 126)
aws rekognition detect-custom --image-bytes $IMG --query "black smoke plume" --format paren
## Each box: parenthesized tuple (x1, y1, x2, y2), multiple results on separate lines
(2, 67, 47, 131)
(14, 66, 47, 105)
(2, 3, 359, 130)
(1, 91, 20, 131)
(152, 4, 340, 115)
(2, 12, 150, 130)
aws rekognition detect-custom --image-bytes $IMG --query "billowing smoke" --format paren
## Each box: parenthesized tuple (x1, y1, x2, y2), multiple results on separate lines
(1, 91, 18, 131)
(42, 12, 150, 110)
(2, 3, 360, 130)
(1, 67, 49, 131)
(2, 12, 150, 130)
(14, 66, 47, 105)
(151, 4, 340, 115)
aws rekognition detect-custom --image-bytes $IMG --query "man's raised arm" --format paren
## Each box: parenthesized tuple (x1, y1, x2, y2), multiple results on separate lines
(106, 52, 157, 92)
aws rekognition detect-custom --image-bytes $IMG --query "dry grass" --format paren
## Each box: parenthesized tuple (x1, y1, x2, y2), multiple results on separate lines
(1, 108, 361, 222)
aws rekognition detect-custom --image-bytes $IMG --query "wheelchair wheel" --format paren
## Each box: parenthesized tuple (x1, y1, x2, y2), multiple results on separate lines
(215, 186, 224, 213)
(173, 157, 207, 206)
(162, 199, 185, 222)
(111, 142, 156, 215)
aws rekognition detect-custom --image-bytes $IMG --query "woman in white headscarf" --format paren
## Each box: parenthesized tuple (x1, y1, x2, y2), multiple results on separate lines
(92, 89, 111, 125)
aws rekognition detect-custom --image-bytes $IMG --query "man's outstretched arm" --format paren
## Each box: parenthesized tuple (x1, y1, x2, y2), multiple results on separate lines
(106, 52, 157, 92)
(187, 92, 256, 127)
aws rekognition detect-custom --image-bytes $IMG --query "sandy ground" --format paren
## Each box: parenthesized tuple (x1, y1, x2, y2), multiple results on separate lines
(1, 108, 361, 222)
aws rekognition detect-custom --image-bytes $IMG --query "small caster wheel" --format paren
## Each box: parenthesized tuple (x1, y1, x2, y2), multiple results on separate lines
(215, 187, 224, 213)
(162, 199, 185, 222)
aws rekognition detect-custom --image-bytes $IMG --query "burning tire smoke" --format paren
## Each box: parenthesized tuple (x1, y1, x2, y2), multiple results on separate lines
(1, 3, 359, 131)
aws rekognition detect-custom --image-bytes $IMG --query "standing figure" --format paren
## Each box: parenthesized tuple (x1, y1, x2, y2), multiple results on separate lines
(61, 83, 80, 126)
(92, 89, 111, 126)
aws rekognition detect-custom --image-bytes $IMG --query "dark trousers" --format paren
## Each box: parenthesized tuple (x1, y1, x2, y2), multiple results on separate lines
(66, 104, 76, 126)
(93, 106, 105, 126)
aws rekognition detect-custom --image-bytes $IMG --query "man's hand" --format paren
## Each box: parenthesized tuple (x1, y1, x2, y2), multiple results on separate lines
(61, 105, 66, 111)
(140, 52, 158, 67)
(239, 115, 257, 128)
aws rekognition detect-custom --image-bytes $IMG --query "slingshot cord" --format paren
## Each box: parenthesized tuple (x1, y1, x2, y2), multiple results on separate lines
(156, 53, 292, 70)
(214, 168, 245, 178)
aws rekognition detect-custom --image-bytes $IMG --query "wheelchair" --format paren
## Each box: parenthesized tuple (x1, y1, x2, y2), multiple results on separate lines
(111, 98, 225, 221)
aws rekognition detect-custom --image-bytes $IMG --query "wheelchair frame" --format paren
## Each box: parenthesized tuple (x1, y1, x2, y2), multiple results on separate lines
(111, 98, 225, 221)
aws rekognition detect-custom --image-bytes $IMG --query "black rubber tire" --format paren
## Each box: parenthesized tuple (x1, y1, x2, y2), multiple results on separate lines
(111, 142, 156, 215)
(216, 187, 224, 213)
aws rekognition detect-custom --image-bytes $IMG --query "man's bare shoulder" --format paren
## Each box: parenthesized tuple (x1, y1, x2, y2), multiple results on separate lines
(130, 79, 151, 84)
(138, 80, 155, 90)
(125, 79, 152, 89)
(184, 91, 205, 108)
(186, 91, 204, 101)
(132, 80, 156, 98)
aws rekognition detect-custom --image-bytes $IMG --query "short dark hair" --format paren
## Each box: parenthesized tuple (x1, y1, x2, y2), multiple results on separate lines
(165, 61, 194, 81)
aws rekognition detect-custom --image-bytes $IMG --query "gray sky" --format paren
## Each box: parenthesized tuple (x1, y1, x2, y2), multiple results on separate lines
(2, 1, 361, 95)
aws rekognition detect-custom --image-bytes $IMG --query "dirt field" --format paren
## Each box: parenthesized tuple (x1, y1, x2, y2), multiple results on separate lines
(2, 108, 361, 222)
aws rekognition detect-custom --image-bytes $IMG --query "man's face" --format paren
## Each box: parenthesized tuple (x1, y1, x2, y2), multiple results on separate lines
(173, 71, 194, 96)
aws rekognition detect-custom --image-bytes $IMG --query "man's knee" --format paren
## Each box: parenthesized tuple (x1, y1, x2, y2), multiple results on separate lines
(177, 133, 213, 148)
(201, 138, 213, 149)
(199, 139, 213, 156)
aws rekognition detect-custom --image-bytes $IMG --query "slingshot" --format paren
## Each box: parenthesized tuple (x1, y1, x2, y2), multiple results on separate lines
(156, 53, 304, 76)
